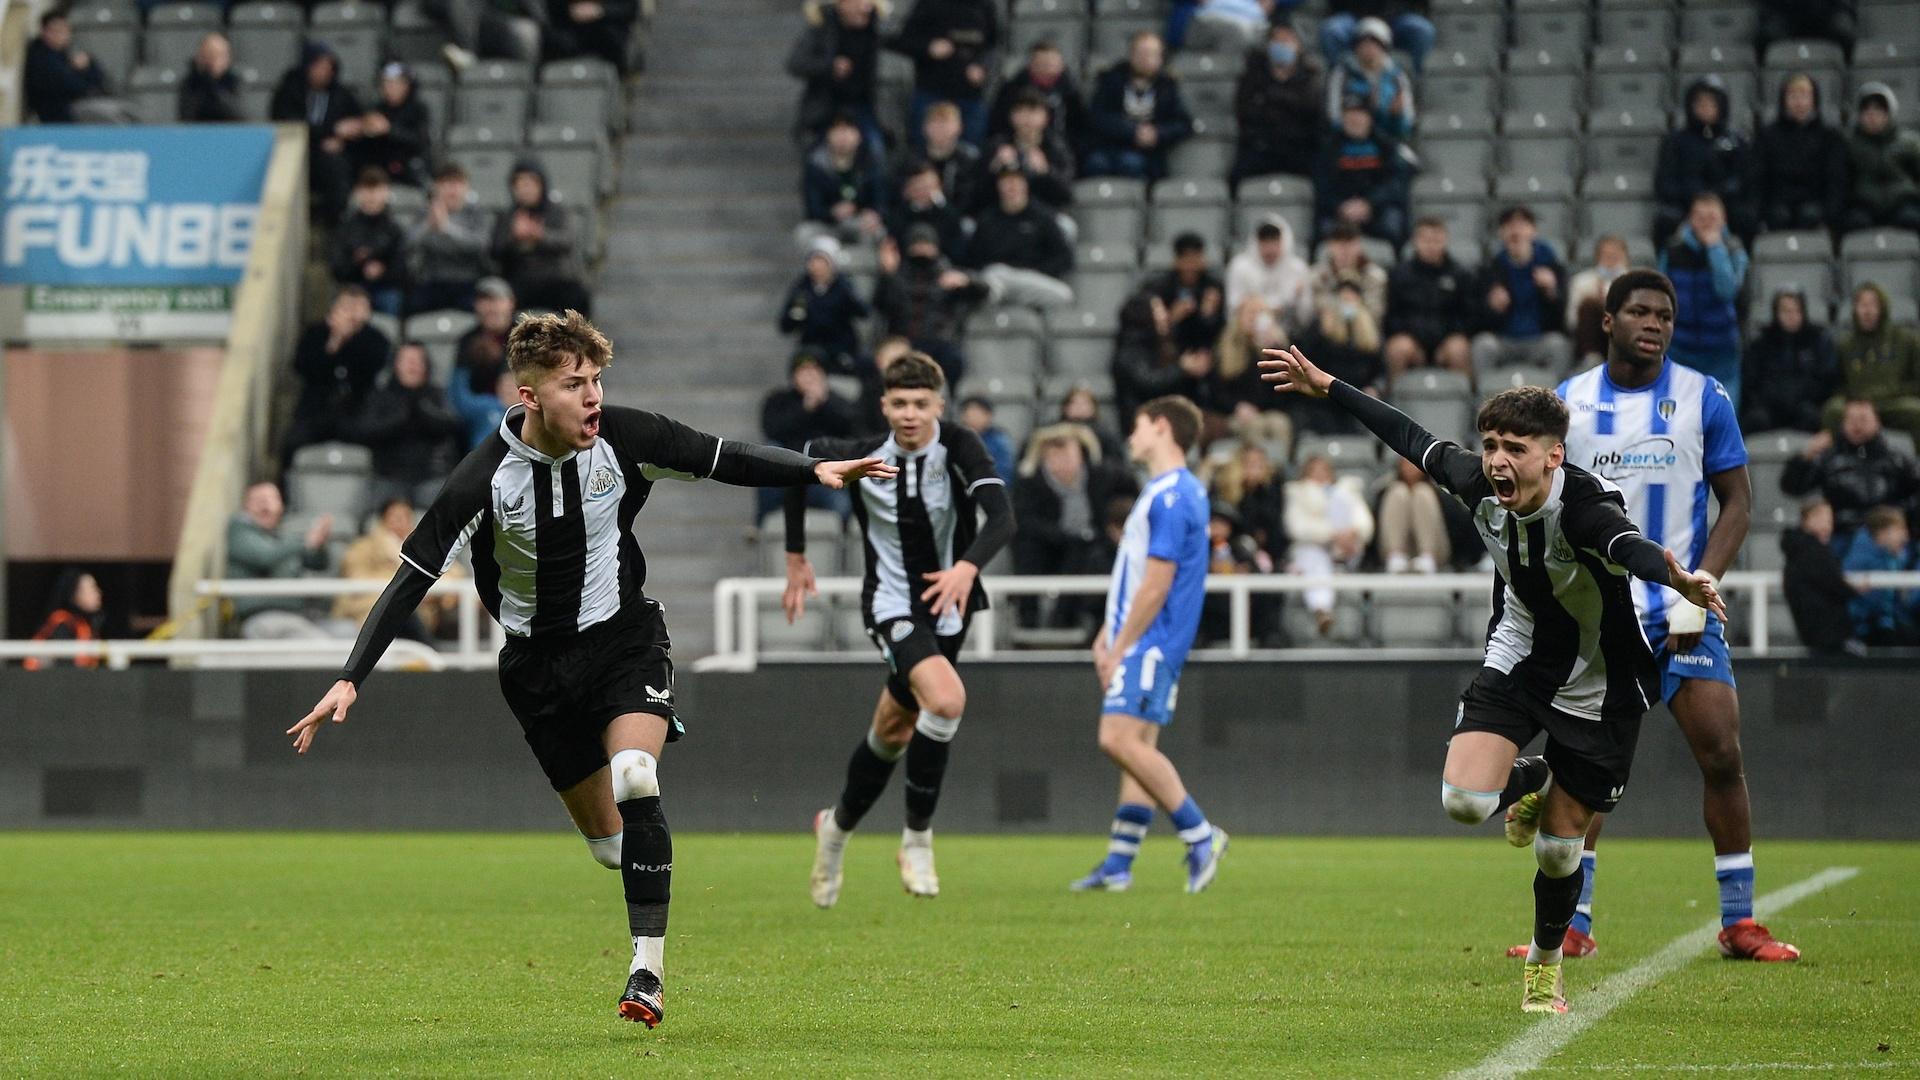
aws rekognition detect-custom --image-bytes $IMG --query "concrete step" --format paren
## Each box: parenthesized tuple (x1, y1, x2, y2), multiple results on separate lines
(622, 164, 794, 196)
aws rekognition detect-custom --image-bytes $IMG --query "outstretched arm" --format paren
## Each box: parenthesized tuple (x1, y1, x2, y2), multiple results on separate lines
(286, 564, 436, 753)
(1563, 493, 1728, 623)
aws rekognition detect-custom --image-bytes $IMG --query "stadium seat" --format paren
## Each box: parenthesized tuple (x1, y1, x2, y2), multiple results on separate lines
(1393, 369, 1473, 402)
(406, 309, 479, 385)
(537, 59, 623, 134)
(1235, 174, 1314, 208)
(1591, 43, 1665, 73)
(1590, 71, 1671, 114)
(309, 0, 387, 85)
(227, 2, 304, 84)
(69, 4, 139, 88)
(969, 336, 1044, 381)
(1417, 200, 1489, 249)
(142, 2, 221, 72)
(1074, 243, 1140, 271)
(1505, 73, 1585, 116)
(1413, 174, 1489, 203)
(1422, 47, 1493, 75)
(386, 0, 446, 65)
(758, 509, 846, 575)
(1148, 179, 1231, 247)
(1512, 12, 1590, 53)
(407, 62, 454, 144)
(1843, 257, 1920, 302)
(1294, 436, 1380, 488)
(286, 442, 375, 518)
(1417, 137, 1493, 185)
(1074, 176, 1147, 207)
(455, 84, 531, 140)
(1678, 5, 1756, 45)
(1088, 17, 1159, 63)
(1010, 18, 1087, 74)
(1750, 261, 1837, 312)
(446, 125, 523, 211)
(1076, 205, 1145, 250)
(1419, 110, 1497, 142)
(1859, 0, 1920, 41)
(1596, 7, 1673, 48)
(1585, 109, 1664, 176)
(1580, 172, 1657, 247)
(127, 65, 180, 123)
(1422, 75, 1499, 117)
(1753, 229, 1834, 262)
(1840, 228, 1920, 261)
(1069, 268, 1140, 318)
(1048, 332, 1112, 382)
(1430, 13, 1505, 58)
(1499, 136, 1581, 179)
(1283, 598, 1367, 646)
(235, 67, 271, 120)
(1167, 136, 1236, 181)
(1486, 365, 1560, 391)
(530, 122, 612, 198)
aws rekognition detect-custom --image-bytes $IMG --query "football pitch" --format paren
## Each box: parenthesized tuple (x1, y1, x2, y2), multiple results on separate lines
(3, 833, 1913, 1077)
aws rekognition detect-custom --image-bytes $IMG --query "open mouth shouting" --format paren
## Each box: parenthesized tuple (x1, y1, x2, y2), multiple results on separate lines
(582, 409, 602, 441)
(1491, 473, 1519, 503)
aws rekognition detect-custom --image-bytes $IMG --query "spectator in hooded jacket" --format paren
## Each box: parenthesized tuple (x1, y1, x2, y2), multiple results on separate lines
(1826, 283, 1920, 441)
(778, 237, 869, 370)
(331, 168, 411, 317)
(1220, 216, 1314, 395)
(1231, 20, 1323, 183)
(1322, 17, 1412, 141)
(887, 0, 1000, 149)
(1383, 216, 1474, 382)
(988, 40, 1087, 147)
(178, 32, 242, 122)
(787, 0, 885, 151)
(962, 165, 1075, 308)
(799, 113, 889, 245)
(1565, 234, 1631, 369)
(408, 163, 495, 315)
(978, 89, 1075, 212)
(284, 286, 392, 457)
(1083, 32, 1194, 181)
(1754, 72, 1849, 234)
(491, 159, 592, 315)
(1471, 206, 1571, 375)
(886, 159, 967, 259)
(1313, 97, 1410, 247)
(1843, 505, 1920, 645)
(354, 62, 432, 188)
(1783, 398, 1920, 541)
(351, 342, 466, 508)
(448, 277, 516, 446)
(271, 42, 364, 222)
(1781, 498, 1862, 654)
(1658, 192, 1750, 407)
(1307, 223, 1388, 321)
(1321, 0, 1435, 73)
(1844, 83, 1920, 232)
(1654, 76, 1755, 245)
(23, 570, 106, 671)
(24, 11, 133, 124)
(543, 0, 637, 73)
(1743, 287, 1839, 434)
(874, 223, 988, 384)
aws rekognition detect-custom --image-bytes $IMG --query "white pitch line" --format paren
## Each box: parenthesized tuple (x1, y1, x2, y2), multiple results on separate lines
(1452, 866, 1862, 1080)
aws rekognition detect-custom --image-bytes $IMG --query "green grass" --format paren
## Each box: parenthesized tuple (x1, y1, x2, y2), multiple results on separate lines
(1, 834, 1914, 1077)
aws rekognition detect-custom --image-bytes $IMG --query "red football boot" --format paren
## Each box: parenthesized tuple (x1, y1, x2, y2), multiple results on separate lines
(1718, 918, 1801, 961)
(1505, 926, 1597, 959)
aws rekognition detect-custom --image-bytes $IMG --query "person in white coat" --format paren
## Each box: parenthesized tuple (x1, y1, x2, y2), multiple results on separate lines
(1284, 454, 1374, 634)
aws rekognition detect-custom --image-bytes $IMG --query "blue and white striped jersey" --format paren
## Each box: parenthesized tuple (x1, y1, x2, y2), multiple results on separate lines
(1105, 467, 1210, 670)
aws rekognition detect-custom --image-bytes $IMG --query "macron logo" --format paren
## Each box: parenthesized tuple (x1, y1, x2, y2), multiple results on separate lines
(1672, 654, 1714, 667)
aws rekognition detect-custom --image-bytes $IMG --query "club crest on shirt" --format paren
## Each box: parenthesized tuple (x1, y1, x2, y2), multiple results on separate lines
(1551, 534, 1575, 563)
(1656, 398, 1677, 422)
(586, 465, 618, 500)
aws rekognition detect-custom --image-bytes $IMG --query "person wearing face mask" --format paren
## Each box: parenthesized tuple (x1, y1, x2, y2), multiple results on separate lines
(1290, 279, 1384, 435)
(1565, 235, 1631, 370)
(1231, 20, 1324, 184)
(1754, 72, 1849, 234)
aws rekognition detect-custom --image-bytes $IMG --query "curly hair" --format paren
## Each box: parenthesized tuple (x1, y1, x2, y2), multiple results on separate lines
(506, 309, 612, 385)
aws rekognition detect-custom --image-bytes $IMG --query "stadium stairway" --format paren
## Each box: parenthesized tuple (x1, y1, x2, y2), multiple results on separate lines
(595, 0, 803, 655)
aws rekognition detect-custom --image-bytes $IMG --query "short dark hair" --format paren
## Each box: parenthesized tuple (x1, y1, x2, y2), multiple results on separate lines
(827, 112, 860, 131)
(883, 350, 946, 394)
(355, 166, 388, 189)
(40, 11, 67, 29)
(378, 496, 414, 517)
(1138, 395, 1203, 452)
(1866, 505, 1907, 534)
(1172, 232, 1206, 256)
(1255, 222, 1282, 241)
(1476, 386, 1569, 442)
(1009, 88, 1051, 114)
(432, 162, 468, 183)
(1326, 223, 1362, 242)
(960, 395, 992, 413)
(1029, 40, 1060, 55)
(1413, 216, 1447, 233)
(1497, 205, 1536, 227)
(1604, 269, 1677, 316)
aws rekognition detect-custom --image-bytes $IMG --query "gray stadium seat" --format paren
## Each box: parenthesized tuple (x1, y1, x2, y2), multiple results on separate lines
(1596, 7, 1673, 48)
(1167, 136, 1236, 181)
(1585, 110, 1665, 176)
(1235, 174, 1314, 208)
(537, 58, 623, 134)
(1431, 13, 1504, 58)
(1402, 397, 1476, 445)
(1076, 205, 1144, 249)
(1074, 176, 1148, 207)
(309, 0, 387, 85)
(1069, 268, 1140, 318)
(406, 309, 477, 385)
(1763, 39, 1847, 75)
(1074, 243, 1140, 270)
(287, 442, 375, 518)
(1590, 71, 1670, 114)
(1294, 435, 1379, 474)
(1512, 12, 1590, 52)
(1591, 43, 1665, 73)
(142, 2, 221, 72)
(1679, 5, 1756, 45)
(455, 82, 531, 140)
(1048, 333, 1112, 381)
(1010, 18, 1087, 74)
(1752, 229, 1834, 262)
(969, 305, 1048, 341)
(1393, 369, 1473, 401)
(1419, 110, 1497, 140)
(1844, 257, 1920, 301)
(236, 67, 271, 120)
(1413, 173, 1489, 202)
(1505, 73, 1584, 116)
(1418, 200, 1489, 248)
(69, 4, 139, 89)
(387, 0, 446, 65)
(1749, 261, 1836, 310)
(446, 125, 522, 211)
(1418, 137, 1492, 184)
(1859, 0, 1920, 41)
(1284, 598, 1367, 646)
(227, 2, 304, 83)
(1422, 75, 1498, 116)
(1485, 365, 1559, 390)
(1423, 47, 1493, 75)
(127, 65, 180, 123)
(1181, 74, 1237, 123)
(969, 336, 1044, 380)
(1501, 109, 1579, 140)
(1500, 136, 1581, 178)
(1148, 179, 1231, 247)
(530, 122, 612, 199)
(1089, 17, 1158, 63)
(1841, 228, 1920, 260)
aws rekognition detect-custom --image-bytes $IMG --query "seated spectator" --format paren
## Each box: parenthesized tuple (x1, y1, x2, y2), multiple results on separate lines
(887, 0, 999, 148)
(1382, 216, 1474, 382)
(491, 159, 592, 315)
(1284, 454, 1373, 635)
(1322, 17, 1412, 140)
(1231, 20, 1324, 184)
(1112, 290, 1230, 437)
(979, 90, 1075, 212)
(1743, 287, 1840, 434)
(1199, 499, 1279, 644)
(961, 165, 1075, 309)
(1471, 207, 1571, 374)
(1843, 505, 1920, 646)
(331, 168, 411, 317)
(787, 0, 885, 151)
(23, 570, 104, 671)
(284, 286, 391, 457)
(424, 0, 540, 69)
(874, 224, 988, 385)
(1291, 279, 1386, 434)
(1754, 73, 1849, 234)
(1566, 234, 1630, 370)
(1781, 498, 1864, 655)
(988, 40, 1087, 147)
(1083, 32, 1193, 181)
(408, 163, 496, 316)
(1058, 384, 1125, 465)
(1374, 456, 1448, 573)
(886, 159, 967, 259)
(779, 238, 869, 371)
(1210, 440, 1288, 567)
(960, 395, 1017, 480)
(1171, 0, 1275, 53)
(350, 342, 465, 507)
(1219, 216, 1314, 398)
(1843, 83, 1920, 233)
(24, 11, 134, 124)
(906, 100, 982, 213)
(1307, 223, 1387, 320)
(226, 482, 334, 640)
(178, 32, 242, 123)
(449, 277, 516, 446)
(1783, 398, 1920, 541)
(1012, 423, 1125, 627)
(1828, 284, 1920, 441)
(1145, 233, 1227, 354)
(760, 352, 859, 520)
(333, 498, 449, 641)
(271, 42, 363, 222)
(1654, 76, 1755, 245)
(800, 113, 889, 246)
(1313, 98, 1410, 247)
(544, 0, 637, 73)
(354, 63, 432, 189)
(1658, 192, 1750, 407)
(1320, 0, 1435, 74)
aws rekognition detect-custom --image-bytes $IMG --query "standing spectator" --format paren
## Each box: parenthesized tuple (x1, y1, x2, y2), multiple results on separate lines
(787, 0, 885, 151)
(1012, 423, 1124, 627)
(1312, 99, 1410, 247)
(1843, 506, 1919, 646)
(779, 238, 870, 371)
(24, 12, 133, 124)
(543, 0, 637, 73)
(178, 32, 242, 122)
(1291, 279, 1386, 434)
(760, 353, 860, 520)
(354, 63, 432, 188)
(1781, 499, 1863, 655)
(800, 113, 889, 246)
(283, 286, 391, 457)
(1219, 216, 1314, 397)
(333, 499, 456, 640)
(1653, 76, 1755, 245)
(1322, 17, 1413, 140)
(873, 224, 987, 384)
(491, 159, 592, 315)
(1307, 224, 1387, 320)
(1083, 32, 1194, 181)
(960, 395, 1017, 481)
(407, 163, 496, 315)
(1374, 456, 1449, 573)
(351, 342, 466, 507)
(1470, 206, 1571, 374)
(1284, 454, 1373, 635)
(887, 0, 1000, 149)
(271, 42, 364, 222)
(962, 166, 1076, 309)
(1754, 73, 1850, 234)
(449, 276, 516, 448)
(1829, 284, 1920, 441)
(1565, 234, 1631, 369)
(988, 40, 1087, 147)
(1843, 83, 1920, 232)
(331, 168, 411, 317)
(1231, 20, 1324, 184)
(226, 482, 334, 640)
(1658, 192, 1750, 407)
(1783, 399, 1920, 541)
(1382, 216, 1474, 382)
(1743, 287, 1840, 434)
(1321, 0, 1434, 72)
(1145, 233, 1227, 356)
(886, 160, 966, 258)
(1112, 290, 1231, 434)
(979, 90, 1075, 212)
(22, 570, 105, 671)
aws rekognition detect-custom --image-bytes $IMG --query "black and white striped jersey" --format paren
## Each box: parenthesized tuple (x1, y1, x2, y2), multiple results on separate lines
(793, 423, 1011, 635)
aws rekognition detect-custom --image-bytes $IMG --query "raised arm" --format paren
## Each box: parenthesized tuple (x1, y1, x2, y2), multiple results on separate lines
(1562, 490, 1728, 622)
(606, 406, 896, 489)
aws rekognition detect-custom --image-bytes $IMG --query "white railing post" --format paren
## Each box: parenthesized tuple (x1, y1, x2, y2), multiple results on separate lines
(1751, 581, 1770, 657)
(975, 605, 996, 657)
(458, 589, 480, 662)
(1228, 580, 1251, 658)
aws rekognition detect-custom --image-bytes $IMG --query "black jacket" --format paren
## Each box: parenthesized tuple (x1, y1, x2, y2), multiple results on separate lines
(988, 67, 1089, 145)
(269, 46, 363, 151)
(1384, 253, 1475, 346)
(25, 38, 107, 122)
(178, 64, 243, 122)
(1742, 302, 1840, 433)
(778, 273, 869, 361)
(963, 202, 1073, 279)
(1012, 462, 1129, 563)
(1654, 76, 1754, 217)
(803, 144, 889, 222)
(1753, 77, 1849, 227)
(1782, 434, 1920, 536)
(886, 0, 999, 102)
(976, 131, 1076, 210)
(292, 322, 392, 421)
(1233, 47, 1323, 169)
(885, 196, 967, 258)
(1086, 61, 1195, 171)
(1112, 292, 1228, 419)
(1313, 130, 1410, 225)
(786, 1, 881, 137)
(1143, 268, 1226, 353)
(355, 93, 432, 187)
(351, 382, 465, 483)
(761, 386, 859, 450)
(874, 254, 987, 345)
(1781, 528, 1859, 654)
(330, 209, 412, 291)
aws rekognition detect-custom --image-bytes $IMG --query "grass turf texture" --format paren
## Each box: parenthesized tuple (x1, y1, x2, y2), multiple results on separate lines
(2, 835, 1913, 1077)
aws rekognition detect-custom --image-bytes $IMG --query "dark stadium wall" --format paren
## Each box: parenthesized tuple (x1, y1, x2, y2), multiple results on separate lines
(3, 661, 1915, 838)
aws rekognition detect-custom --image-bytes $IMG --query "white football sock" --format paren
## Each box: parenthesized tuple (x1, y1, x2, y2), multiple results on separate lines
(630, 934, 664, 978)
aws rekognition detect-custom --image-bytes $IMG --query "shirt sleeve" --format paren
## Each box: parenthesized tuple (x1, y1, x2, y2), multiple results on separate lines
(1145, 484, 1192, 562)
(946, 428, 1014, 568)
(601, 406, 724, 482)
(1562, 486, 1669, 584)
(399, 442, 497, 577)
(1701, 377, 1748, 475)
(1328, 379, 1492, 505)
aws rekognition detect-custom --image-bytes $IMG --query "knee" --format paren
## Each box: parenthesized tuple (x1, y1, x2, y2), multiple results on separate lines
(585, 831, 622, 869)
(918, 682, 965, 725)
(1097, 725, 1131, 761)
(915, 707, 963, 743)
(610, 748, 659, 803)
(1535, 831, 1585, 878)
(1441, 783, 1498, 825)
(1696, 738, 1745, 789)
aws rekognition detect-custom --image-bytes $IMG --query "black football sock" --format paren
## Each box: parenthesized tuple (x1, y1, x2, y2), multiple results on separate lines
(1532, 865, 1586, 956)
(833, 731, 903, 832)
(619, 793, 671, 975)
(1498, 756, 1552, 813)
(902, 729, 953, 833)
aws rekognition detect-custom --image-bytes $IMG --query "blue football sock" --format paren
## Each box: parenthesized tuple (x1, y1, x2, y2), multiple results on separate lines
(1715, 852, 1755, 927)
(1570, 851, 1597, 935)
(1168, 796, 1212, 846)
(1098, 802, 1153, 875)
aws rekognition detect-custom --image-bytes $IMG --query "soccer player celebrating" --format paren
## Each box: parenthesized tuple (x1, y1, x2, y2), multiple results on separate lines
(1260, 345, 1726, 1014)
(285, 312, 895, 1028)
(1535, 270, 1798, 961)
(1070, 396, 1229, 895)
(783, 352, 1014, 905)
